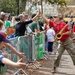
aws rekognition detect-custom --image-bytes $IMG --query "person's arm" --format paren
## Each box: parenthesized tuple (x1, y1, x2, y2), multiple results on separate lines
(31, 9, 40, 21)
(62, 25, 71, 36)
(4, 42, 25, 59)
(22, 13, 39, 25)
(2, 58, 26, 69)
(23, 10, 40, 25)
(62, 31, 71, 36)
(40, 11, 49, 24)
(52, 30, 56, 37)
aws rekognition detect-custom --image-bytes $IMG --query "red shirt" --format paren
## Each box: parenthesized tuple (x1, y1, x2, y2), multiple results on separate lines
(49, 20, 70, 41)
(73, 24, 75, 33)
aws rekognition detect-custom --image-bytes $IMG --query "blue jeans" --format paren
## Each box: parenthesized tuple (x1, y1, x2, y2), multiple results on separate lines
(48, 42, 53, 52)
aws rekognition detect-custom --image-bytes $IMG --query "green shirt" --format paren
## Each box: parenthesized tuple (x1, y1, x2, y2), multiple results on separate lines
(29, 22, 38, 32)
(5, 20, 10, 28)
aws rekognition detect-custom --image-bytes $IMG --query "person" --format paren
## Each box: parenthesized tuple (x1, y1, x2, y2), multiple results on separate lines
(38, 21, 44, 31)
(40, 11, 75, 73)
(68, 17, 74, 38)
(0, 32, 26, 69)
(22, 13, 32, 34)
(0, 20, 3, 30)
(0, 14, 7, 33)
(46, 25, 55, 54)
(15, 11, 39, 36)
(29, 14, 39, 33)
(73, 23, 75, 34)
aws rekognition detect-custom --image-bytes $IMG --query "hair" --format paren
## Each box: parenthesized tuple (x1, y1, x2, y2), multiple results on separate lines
(0, 20, 4, 28)
(49, 25, 52, 28)
(49, 16, 53, 19)
(11, 16, 18, 26)
(15, 17, 20, 21)
(8, 14, 12, 21)
(31, 14, 36, 18)
(0, 14, 6, 21)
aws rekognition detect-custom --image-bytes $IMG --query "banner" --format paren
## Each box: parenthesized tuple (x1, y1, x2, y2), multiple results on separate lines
(33, 33, 44, 60)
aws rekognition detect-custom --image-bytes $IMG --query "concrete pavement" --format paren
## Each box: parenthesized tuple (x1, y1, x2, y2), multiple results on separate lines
(52, 53, 75, 75)
(4, 51, 75, 75)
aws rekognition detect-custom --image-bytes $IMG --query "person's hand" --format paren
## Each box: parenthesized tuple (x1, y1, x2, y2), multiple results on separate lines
(38, 8, 42, 15)
(18, 52, 26, 60)
(36, 8, 40, 16)
(16, 58, 27, 69)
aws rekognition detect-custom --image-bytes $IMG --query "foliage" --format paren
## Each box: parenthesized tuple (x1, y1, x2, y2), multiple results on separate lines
(0, 0, 67, 15)
(0, 0, 17, 15)
(47, 0, 67, 6)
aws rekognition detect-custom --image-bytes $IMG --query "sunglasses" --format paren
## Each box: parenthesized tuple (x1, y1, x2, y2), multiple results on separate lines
(54, 16, 58, 18)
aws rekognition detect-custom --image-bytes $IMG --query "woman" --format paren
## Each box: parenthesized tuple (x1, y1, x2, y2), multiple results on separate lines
(15, 12, 39, 36)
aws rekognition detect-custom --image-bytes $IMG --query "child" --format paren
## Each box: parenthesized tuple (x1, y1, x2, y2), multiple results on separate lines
(0, 32, 26, 68)
(0, 31, 26, 69)
(46, 25, 55, 54)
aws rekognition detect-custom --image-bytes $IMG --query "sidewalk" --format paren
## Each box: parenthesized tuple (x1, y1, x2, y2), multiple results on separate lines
(25, 52, 75, 75)
(5, 52, 75, 75)
(52, 51, 75, 75)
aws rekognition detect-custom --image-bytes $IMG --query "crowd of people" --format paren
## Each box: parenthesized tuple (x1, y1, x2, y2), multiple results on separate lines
(0, 9, 75, 73)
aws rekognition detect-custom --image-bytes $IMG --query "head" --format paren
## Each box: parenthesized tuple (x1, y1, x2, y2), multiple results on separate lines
(8, 14, 12, 21)
(47, 25, 52, 29)
(32, 14, 38, 21)
(18, 14, 25, 22)
(22, 12, 29, 20)
(53, 15, 63, 24)
(49, 16, 53, 21)
(24, 14, 29, 20)
(0, 32, 10, 50)
(0, 20, 4, 30)
(1, 14, 8, 22)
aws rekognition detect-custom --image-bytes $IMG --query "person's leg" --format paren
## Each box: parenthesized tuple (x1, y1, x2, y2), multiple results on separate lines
(65, 38, 75, 65)
(45, 40, 48, 51)
(49, 42, 54, 54)
(48, 42, 50, 52)
(54, 44, 65, 67)
(50, 42, 53, 52)
(53, 43, 65, 72)
(53, 41, 59, 54)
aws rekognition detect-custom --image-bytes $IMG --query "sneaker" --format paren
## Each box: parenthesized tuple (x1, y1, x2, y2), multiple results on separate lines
(48, 52, 51, 55)
(51, 52, 55, 55)
(52, 67, 56, 73)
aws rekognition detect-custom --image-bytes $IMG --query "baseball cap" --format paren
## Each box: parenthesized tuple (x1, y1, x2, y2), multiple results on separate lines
(18, 14, 24, 19)
(54, 15, 63, 20)
(0, 32, 9, 43)
(0, 12, 5, 15)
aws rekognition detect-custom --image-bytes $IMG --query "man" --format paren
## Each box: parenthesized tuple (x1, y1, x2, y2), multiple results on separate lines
(0, 32, 26, 69)
(40, 12, 75, 73)
(68, 17, 74, 38)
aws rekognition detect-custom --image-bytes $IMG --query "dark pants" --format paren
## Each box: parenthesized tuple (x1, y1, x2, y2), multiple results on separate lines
(48, 42, 53, 52)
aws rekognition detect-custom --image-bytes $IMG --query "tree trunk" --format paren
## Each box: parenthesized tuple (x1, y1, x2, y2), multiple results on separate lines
(40, 0, 43, 13)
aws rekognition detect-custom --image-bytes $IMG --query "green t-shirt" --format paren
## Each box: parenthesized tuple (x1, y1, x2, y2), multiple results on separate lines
(29, 22, 38, 32)
(5, 20, 10, 28)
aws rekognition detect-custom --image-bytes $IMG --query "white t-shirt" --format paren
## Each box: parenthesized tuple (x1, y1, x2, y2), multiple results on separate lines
(46, 28, 55, 42)
(0, 25, 6, 33)
(26, 26, 32, 33)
